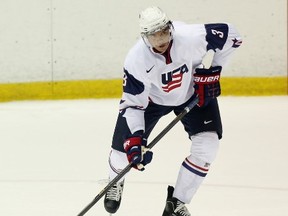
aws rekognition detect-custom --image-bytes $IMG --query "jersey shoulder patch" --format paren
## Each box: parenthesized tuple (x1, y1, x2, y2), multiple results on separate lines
(204, 23, 229, 51)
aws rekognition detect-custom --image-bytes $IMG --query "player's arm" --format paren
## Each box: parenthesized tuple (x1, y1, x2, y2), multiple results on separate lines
(193, 23, 242, 107)
(119, 67, 149, 133)
(119, 67, 153, 170)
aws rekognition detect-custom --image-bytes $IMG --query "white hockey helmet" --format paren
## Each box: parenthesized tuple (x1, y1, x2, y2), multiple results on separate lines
(139, 6, 172, 35)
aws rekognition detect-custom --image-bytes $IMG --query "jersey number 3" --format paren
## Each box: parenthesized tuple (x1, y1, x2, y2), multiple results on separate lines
(211, 29, 224, 38)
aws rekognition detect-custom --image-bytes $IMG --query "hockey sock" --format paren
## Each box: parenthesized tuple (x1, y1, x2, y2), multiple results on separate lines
(173, 156, 207, 203)
(108, 149, 129, 182)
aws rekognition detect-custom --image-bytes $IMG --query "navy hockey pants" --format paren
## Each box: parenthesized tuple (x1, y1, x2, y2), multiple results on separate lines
(111, 97, 222, 153)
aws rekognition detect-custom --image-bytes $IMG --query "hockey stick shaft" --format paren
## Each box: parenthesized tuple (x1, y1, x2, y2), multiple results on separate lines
(77, 97, 199, 216)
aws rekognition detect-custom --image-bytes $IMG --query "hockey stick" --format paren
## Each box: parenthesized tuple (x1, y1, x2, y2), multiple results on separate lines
(77, 96, 199, 216)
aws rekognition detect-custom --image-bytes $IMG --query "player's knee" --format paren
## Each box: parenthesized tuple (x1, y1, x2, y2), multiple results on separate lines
(190, 131, 219, 164)
(109, 148, 129, 171)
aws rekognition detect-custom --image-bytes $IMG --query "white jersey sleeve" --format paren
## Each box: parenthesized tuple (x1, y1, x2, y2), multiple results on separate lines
(119, 40, 152, 134)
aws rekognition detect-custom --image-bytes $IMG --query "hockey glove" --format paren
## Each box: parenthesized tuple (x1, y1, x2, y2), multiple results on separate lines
(124, 136, 153, 171)
(194, 66, 222, 107)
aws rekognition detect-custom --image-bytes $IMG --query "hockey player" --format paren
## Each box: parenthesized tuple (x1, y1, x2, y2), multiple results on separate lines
(104, 6, 242, 216)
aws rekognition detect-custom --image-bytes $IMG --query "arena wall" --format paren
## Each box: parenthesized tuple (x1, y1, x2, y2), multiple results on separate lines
(0, 0, 287, 101)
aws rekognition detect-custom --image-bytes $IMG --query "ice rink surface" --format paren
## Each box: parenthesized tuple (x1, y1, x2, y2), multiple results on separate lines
(0, 96, 287, 216)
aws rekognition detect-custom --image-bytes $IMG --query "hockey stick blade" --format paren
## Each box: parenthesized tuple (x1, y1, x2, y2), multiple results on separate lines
(77, 96, 199, 216)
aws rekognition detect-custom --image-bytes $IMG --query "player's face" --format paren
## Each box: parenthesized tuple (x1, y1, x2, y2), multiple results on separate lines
(147, 26, 171, 53)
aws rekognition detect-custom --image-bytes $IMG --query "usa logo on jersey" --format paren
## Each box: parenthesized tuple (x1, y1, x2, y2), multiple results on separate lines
(161, 64, 188, 92)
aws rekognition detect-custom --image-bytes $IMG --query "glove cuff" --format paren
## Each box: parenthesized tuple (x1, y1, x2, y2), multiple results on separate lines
(124, 136, 142, 152)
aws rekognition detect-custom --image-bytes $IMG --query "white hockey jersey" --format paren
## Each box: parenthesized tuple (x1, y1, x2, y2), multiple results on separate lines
(119, 22, 242, 134)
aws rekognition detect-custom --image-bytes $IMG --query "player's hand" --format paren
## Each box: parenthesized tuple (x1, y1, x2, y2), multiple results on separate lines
(194, 66, 222, 107)
(123, 136, 153, 171)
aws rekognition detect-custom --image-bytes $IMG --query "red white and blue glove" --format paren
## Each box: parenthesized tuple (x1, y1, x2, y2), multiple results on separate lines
(123, 135, 153, 171)
(194, 66, 222, 107)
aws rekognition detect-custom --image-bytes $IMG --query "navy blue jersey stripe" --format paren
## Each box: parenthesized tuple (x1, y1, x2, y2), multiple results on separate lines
(123, 68, 145, 95)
